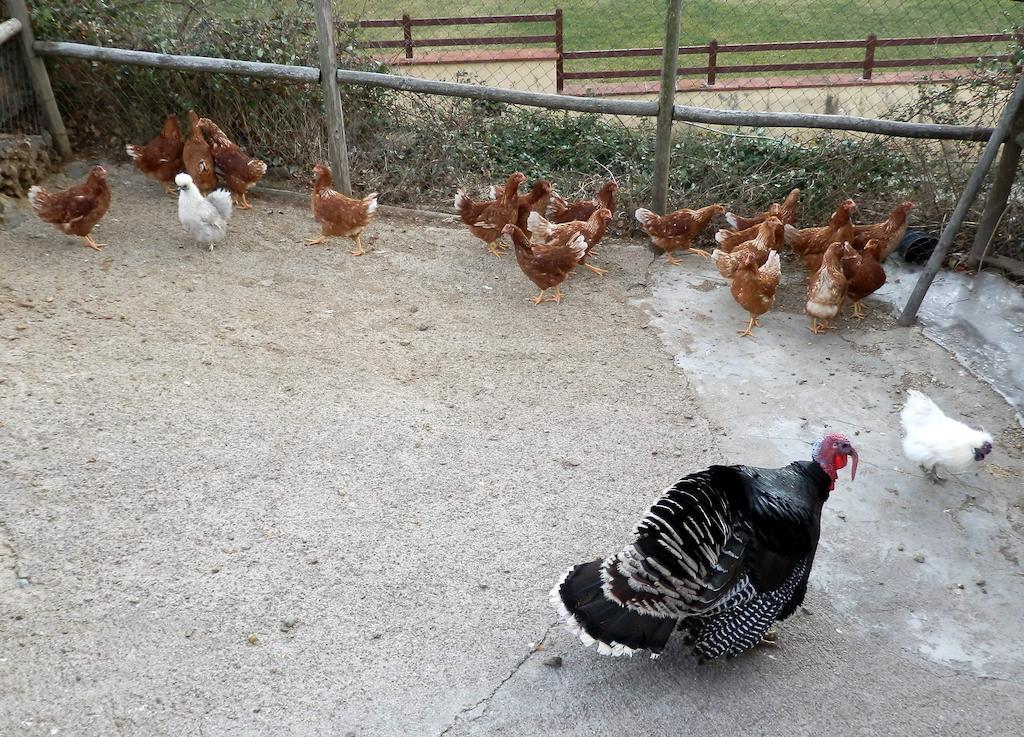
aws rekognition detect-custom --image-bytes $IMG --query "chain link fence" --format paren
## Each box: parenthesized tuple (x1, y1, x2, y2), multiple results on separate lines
(14, 0, 1024, 276)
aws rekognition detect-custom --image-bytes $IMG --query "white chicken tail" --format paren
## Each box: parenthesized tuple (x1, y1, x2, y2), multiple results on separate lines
(783, 223, 799, 246)
(364, 193, 379, 215)
(125, 143, 142, 161)
(714, 229, 730, 244)
(725, 212, 739, 228)
(27, 185, 45, 211)
(454, 189, 472, 215)
(759, 250, 781, 281)
(488, 185, 498, 200)
(567, 233, 588, 261)
(900, 390, 943, 431)
(207, 189, 234, 221)
(527, 211, 557, 240)
(634, 208, 659, 230)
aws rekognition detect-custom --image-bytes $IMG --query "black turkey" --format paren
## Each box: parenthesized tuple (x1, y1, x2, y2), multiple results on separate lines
(551, 433, 858, 662)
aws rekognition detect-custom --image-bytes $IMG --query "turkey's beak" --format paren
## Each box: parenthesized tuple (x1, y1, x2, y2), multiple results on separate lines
(848, 448, 858, 481)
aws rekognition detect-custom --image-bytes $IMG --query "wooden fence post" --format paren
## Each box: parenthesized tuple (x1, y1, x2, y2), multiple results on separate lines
(313, 0, 352, 195)
(862, 34, 877, 80)
(898, 78, 1024, 326)
(402, 14, 414, 59)
(706, 39, 718, 86)
(967, 105, 1024, 267)
(554, 9, 564, 94)
(5, 0, 71, 159)
(652, 0, 684, 215)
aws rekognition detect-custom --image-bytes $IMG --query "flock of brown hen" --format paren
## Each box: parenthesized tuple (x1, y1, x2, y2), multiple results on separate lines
(27, 112, 379, 256)
(453, 174, 912, 336)
(25, 115, 912, 335)
(710, 190, 914, 336)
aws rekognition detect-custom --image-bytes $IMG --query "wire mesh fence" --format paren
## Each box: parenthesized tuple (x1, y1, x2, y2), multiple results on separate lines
(0, 11, 45, 136)
(14, 0, 1024, 277)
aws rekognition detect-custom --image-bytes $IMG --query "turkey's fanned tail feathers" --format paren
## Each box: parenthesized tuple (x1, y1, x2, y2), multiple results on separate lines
(551, 559, 676, 658)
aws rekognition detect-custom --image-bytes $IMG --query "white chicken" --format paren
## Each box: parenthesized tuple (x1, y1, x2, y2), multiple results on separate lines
(900, 390, 993, 483)
(176, 172, 232, 251)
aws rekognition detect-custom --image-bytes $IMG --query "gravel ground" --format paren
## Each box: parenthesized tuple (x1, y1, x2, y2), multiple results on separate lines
(1, 163, 1022, 737)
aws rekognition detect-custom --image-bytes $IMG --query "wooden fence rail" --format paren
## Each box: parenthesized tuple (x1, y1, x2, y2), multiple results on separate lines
(562, 32, 1017, 89)
(348, 11, 562, 63)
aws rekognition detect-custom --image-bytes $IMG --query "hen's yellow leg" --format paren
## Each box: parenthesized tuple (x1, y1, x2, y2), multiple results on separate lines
(351, 234, 365, 257)
(306, 235, 328, 246)
(82, 235, 105, 251)
(530, 289, 547, 304)
(487, 242, 505, 257)
(584, 262, 608, 276)
(549, 285, 564, 304)
(851, 301, 866, 319)
(688, 248, 711, 259)
(737, 316, 757, 337)
(665, 252, 684, 266)
(240, 192, 252, 210)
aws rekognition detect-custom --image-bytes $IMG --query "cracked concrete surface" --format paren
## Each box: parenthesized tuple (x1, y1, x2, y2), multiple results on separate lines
(1, 163, 1022, 736)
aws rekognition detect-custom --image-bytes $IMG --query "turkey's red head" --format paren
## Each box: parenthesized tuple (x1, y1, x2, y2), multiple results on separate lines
(812, 432, 858, 490)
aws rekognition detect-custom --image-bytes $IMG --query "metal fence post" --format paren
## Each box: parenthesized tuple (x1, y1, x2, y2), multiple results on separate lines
(6, 0, 71, 159)
(313, 0, 352, 196)
(652, 0, 684, 215)
(898, 78, 1024, 326)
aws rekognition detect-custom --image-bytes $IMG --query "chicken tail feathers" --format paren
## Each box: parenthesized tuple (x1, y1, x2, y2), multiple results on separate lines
(207, 189, 234, 221)
(711, 249, 735, 279)
(725, 212, 739, 229)
(900, 390, 942, 433)
(526, 211, 556, 240)
(27, 185, 47, 212)
(760, 250, 782, 282)
(567, 233, 588, 261)
(454, 189, 474, 221)
(364, 193, 379, 215)
(552, 559, 676, 658)
(634, 207, 660, 232)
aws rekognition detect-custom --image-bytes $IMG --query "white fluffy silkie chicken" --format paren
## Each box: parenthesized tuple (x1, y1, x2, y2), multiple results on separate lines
(176, 173, 232, 251)
(900, 390, 993, 483)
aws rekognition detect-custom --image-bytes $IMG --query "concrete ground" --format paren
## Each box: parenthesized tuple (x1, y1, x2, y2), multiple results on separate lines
(2, 163, 1022, 737)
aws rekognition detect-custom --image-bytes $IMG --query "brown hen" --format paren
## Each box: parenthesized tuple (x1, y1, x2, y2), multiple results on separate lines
(504, 223, 586, 304)
(841, 239, 887, 318)
(183, 110, 217, 196)
(711, 216, 784, 279)
(28, 165, 111, 251)
(786, 198, 857, 263)
(454, 172, 525, 257)
(306, 164, 378, 256)
(635, 203, 725, 264)
(729, 250, 782, 337)
(528, 207, 613, 276)
(549, 180, 618, 223)
(198, 118, 267, 209)
(725, 188, 801, 229)
(125, 114, 183, 195)
(852, 201, 915, 259)
(493, 179, 553, 236)
(805, 241, 848, 334)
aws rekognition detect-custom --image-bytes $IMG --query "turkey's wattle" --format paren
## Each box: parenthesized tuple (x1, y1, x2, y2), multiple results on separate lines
(551, 434, 857, 662)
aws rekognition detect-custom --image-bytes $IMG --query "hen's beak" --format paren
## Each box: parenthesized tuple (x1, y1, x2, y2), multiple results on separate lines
(848, 448, 859, 481)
